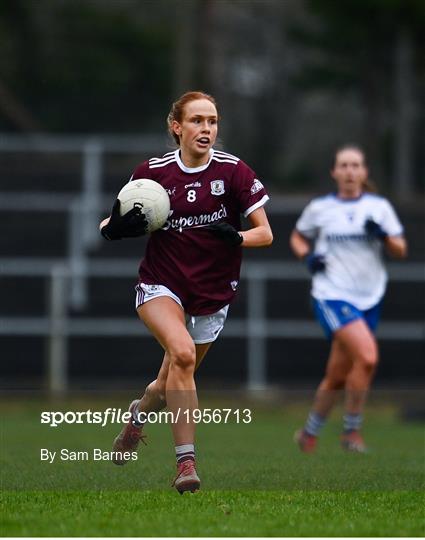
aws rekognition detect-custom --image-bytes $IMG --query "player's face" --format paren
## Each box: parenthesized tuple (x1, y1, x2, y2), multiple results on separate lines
(173, 99, 218, 166)
(331, 149, 368, 197)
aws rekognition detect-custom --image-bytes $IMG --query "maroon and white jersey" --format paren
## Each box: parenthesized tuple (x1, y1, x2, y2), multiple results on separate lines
(130, 148, 269, 315)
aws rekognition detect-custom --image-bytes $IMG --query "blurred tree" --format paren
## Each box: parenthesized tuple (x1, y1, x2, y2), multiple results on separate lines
(0, 0, 44, 131)
(290, 0, 425, 194)
(173, 0, 197, 96)
(0, 0, 422, 196)
(198, 0, 295, 186)
(0, 0, 174, 133)
(0, 79, 42, 132)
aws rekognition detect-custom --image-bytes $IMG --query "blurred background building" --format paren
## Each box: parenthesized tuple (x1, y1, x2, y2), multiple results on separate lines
(0, 0, 424, 393)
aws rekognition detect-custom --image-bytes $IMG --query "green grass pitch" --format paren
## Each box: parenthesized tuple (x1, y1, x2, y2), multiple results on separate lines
(1, 395, 424, 536)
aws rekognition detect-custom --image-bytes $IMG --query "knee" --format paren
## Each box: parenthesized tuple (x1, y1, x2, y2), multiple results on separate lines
(168, 341, 196, 372)
(357, 347, 379, 371)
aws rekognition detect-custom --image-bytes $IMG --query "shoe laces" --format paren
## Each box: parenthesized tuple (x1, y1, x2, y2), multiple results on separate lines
(172, 460, 196, 485)
(125, 423, 147, 445)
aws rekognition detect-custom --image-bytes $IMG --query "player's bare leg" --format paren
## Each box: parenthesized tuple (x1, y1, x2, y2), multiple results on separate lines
(295, 340, 352, 452)
(314, 340, 352, 416)
(137, 297, 210, 492)
(112, 335, 210, 467)
(111, 313, 174, 465)
(339, 320, 378, 452)
(136, 342, 211, 426)
(167, 343, 210, 493)
(342, 320, 378, 412)
(137, 297, 196, 438)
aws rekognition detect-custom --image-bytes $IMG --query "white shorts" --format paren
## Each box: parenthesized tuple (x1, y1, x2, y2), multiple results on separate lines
(135, 283, 229, 344)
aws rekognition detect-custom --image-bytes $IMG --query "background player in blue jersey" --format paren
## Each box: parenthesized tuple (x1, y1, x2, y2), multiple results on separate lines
(290, 144, 407, 453)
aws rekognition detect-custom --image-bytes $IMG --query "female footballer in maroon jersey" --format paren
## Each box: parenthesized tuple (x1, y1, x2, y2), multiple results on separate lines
(99, 91, 273, 493)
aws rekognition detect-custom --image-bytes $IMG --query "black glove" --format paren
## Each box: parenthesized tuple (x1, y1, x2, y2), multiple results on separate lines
(101, 199, 148, 240)
(207, 222, 243, 246)
(364, 218, 388, 241)
(304, 253, 326, 274)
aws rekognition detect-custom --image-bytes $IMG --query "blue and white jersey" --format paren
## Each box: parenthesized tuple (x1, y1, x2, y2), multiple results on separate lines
(296, 193, 404, 310)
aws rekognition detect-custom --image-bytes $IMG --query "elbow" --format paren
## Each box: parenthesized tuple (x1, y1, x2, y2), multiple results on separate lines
(391, 239, 408, 259)
(261, 225, 273, 246)
(390, 247, 408, 259)
(264, 230, 273, 246)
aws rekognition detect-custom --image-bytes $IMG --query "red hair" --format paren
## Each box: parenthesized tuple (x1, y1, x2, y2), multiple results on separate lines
(167, 91, 218, 146)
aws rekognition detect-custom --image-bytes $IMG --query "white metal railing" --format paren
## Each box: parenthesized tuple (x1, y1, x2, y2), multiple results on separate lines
(0, 259, 424, 393)
(0, 133, 315, 310)
(1, 134, 424, 392)
(0, 133, 167, 310)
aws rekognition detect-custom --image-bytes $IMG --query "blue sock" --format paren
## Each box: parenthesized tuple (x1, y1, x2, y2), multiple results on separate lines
(304, 411, 326, 436)
(343, 413, 363, 433)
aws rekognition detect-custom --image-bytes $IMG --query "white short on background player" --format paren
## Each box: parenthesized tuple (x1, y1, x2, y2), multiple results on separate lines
(290, 144, 407, 453)
(99, 91, 273, 493)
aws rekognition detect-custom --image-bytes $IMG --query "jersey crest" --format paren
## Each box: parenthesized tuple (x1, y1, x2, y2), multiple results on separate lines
(345, 210, 355, 222)
(210, 179, 225, 195)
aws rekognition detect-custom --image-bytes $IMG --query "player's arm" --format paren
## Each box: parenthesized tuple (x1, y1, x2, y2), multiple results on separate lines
(384, 235, 407, 259)
(290, 229, 326, 274)
(290, 229, 310, 260)
(240, 207, 273, 247)
(364, 218, 407, 258)
(207, 207, 272, 247)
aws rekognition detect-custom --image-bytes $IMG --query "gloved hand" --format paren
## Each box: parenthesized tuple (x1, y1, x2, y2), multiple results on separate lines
(101, 199, 149, 240)
(207, 222, 243, 246)
(304, 253, 326, 274)
(364, 218, 388, 241)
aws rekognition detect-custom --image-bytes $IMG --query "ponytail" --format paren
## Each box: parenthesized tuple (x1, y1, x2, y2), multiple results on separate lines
(362, 179, 377, 193)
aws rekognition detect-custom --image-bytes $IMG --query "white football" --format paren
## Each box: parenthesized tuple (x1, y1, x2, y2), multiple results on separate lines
(117, 179, 170, 233)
